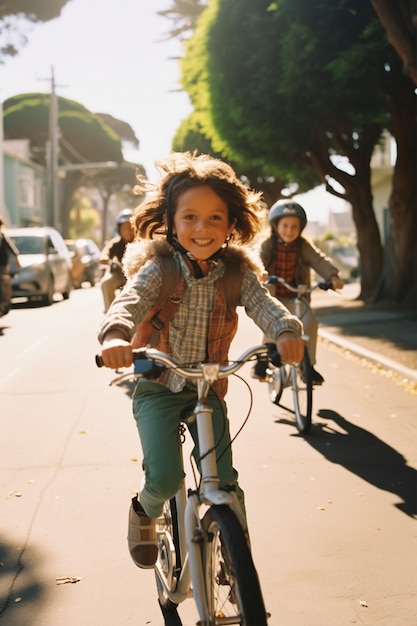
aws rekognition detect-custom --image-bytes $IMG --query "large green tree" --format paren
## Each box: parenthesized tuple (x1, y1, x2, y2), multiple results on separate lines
(181, 0, 416, 302)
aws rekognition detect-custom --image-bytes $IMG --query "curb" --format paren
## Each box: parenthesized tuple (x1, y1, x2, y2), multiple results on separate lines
(318, 327, 417, 383)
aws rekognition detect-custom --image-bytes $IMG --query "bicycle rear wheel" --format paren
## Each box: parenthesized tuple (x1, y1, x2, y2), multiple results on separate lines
(292, 350, 313, 434)
(155, 498, 182, 620)
(202, 504, 268, 626)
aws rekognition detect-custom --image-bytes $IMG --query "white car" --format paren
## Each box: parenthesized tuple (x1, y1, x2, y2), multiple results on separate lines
(7, 227, 73, 305)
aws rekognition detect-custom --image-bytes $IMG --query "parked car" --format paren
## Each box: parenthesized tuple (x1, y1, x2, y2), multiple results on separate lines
(7, 227, 73, 305)
(64, 238, 104, 287)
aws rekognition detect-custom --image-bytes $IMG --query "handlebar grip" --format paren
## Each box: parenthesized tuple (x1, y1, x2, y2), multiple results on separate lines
(266, 343, 282, 367)
(318, 281, 333, 291)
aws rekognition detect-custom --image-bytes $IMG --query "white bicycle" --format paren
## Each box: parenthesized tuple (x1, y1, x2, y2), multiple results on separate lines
(97, 345, 270, 626)
(264, 276, 334, 435)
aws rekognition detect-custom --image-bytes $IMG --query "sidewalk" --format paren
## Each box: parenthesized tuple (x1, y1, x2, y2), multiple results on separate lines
(313, 283, 417, 385)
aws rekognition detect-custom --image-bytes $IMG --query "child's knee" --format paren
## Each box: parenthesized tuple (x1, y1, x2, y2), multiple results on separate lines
(146, 469, 184, 502)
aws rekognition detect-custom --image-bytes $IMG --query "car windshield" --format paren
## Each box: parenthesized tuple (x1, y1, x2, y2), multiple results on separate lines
(12, 236, 44, 254)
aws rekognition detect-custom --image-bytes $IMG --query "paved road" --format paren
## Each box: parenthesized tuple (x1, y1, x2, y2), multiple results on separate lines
(0, 287, 416, 626)
(313, 282, 417, 382)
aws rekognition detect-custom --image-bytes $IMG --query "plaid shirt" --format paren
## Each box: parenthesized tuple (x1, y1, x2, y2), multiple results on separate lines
(99, 251, 302, 394)
(274, 241, 297, 297)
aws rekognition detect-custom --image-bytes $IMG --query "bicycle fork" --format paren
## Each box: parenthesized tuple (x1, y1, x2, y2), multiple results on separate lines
(185, 382, 247, 624)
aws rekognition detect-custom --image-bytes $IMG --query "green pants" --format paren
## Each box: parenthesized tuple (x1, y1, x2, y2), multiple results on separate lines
(132, 380, 244, 518)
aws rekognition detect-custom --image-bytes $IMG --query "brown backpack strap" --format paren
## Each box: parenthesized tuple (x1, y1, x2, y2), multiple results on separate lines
(131, 256, 185, 348)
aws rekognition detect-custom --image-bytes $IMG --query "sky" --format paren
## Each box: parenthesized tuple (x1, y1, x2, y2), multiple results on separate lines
(0, 0, 348, 224)
(1, 0, 192, 178)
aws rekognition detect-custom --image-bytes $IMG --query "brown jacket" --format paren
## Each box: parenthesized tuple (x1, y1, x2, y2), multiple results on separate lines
(260, 235, 339, 301)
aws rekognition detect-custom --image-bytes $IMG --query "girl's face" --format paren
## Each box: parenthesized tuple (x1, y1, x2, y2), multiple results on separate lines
(173, 185, 236, 260)
(276, 216, 302, 243)
(119, 221, 135, 243)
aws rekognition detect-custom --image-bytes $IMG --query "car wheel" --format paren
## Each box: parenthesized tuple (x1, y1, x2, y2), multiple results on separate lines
(41, 276, 54, 306)
(62, 276, 72, 300)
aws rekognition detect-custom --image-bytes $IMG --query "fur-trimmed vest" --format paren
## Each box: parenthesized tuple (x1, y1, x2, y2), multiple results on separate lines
(123, 239, 261, 398)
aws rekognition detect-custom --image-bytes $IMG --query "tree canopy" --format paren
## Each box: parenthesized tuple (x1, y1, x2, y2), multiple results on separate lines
(0, 0, 71, 61)
(179, 0, 416, 302)
(3, 93, 125, 165)
(3, 92, 143, 237)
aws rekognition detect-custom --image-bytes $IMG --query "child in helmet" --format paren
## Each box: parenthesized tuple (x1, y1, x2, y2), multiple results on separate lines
(99, 208, 135, 312)
(98, 152, 304, 571)
(253, 199, 344, 384)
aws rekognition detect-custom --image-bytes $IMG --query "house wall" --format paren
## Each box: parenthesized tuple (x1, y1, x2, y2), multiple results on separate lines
(3, 147, 47, 226)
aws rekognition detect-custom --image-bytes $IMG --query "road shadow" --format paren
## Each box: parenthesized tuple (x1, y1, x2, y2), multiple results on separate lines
(0, 536, 46, 625)
(11, 298, 64, 310)
(0, 323, 10, 337)
(110, 375, 137, 401)
(276, 409, 417, 518)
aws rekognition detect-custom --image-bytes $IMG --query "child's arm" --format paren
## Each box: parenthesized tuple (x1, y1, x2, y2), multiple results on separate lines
(101, 329, 133, 369)
(302, 239, 344, 289)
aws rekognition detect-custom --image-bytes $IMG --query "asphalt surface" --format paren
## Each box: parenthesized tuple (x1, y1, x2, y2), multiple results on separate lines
(313, 282, 417, 389)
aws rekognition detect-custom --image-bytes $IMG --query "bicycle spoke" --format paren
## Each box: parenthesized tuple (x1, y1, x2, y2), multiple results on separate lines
(203, 505, 267, 625)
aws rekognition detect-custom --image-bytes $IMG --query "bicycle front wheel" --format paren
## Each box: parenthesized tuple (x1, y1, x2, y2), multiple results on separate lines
(292, 350, 313, 434)
(267, 363, 290, 406)
(202, 504, 268, 626)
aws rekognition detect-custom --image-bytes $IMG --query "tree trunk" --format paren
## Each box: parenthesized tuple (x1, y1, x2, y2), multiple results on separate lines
(308, 125, 384, 301)
(370, 0, 417, 86)
(379, 89, 417, 302)
(345, 181, 384, 301)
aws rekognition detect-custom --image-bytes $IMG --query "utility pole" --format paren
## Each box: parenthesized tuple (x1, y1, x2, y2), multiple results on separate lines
(0, 98, 5, 222)
(46, 67, 60, 230)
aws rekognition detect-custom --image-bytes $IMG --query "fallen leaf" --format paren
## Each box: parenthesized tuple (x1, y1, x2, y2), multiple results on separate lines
(56, 576, 84, 585)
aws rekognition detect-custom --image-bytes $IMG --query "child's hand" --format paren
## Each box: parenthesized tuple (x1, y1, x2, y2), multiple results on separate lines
(331, 275, 344, 290)
(101, 335, 133, 369)
(276, 332, 305, 364)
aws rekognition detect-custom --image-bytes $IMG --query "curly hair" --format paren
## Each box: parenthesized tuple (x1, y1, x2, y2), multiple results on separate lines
(132, 152, 265, 245)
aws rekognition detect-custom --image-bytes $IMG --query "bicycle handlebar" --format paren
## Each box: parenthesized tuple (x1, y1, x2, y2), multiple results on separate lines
(266, 276, 334, 295)
(96, 344, 280, 381)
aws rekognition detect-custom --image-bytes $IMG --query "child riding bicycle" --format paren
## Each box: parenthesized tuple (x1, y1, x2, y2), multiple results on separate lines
(252, 199, 344, 384)
(99, 208, 135, 312)
(97, 152, 304, 571)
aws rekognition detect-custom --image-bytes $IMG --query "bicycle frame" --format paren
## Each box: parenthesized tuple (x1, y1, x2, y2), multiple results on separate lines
(102, 345, 268, 625)
(155, 374, 247, 621)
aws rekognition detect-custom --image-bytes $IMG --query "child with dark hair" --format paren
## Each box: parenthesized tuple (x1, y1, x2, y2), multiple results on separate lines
(98, 152, 304, 569)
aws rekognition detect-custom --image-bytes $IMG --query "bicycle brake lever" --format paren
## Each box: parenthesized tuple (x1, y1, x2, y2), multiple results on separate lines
(266, 276, 279, 285)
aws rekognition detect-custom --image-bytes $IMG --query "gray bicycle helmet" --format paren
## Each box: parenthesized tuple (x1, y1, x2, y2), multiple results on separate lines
(116, 208, 133, 227)
(268, 200, 307, 232)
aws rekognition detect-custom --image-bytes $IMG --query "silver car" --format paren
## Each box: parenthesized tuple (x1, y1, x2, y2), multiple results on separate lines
(7, 227, 73, 305)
